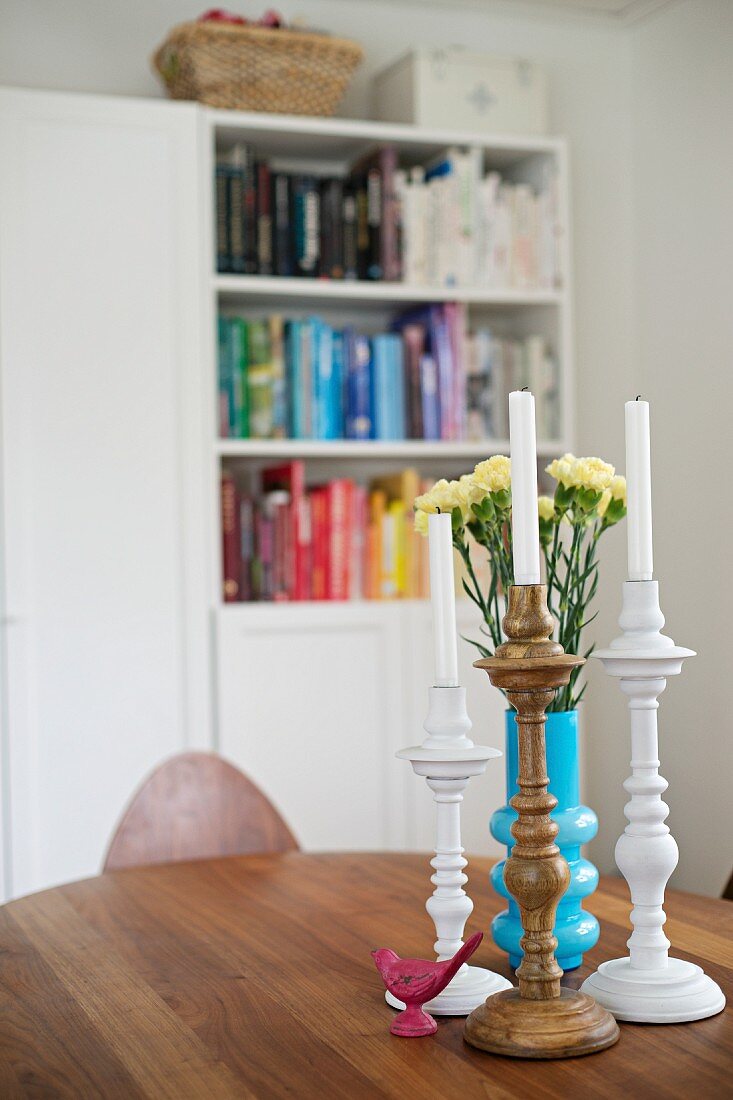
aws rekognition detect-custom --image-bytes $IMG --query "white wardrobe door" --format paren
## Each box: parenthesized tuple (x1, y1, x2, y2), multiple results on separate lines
(0, 89, 210, 897)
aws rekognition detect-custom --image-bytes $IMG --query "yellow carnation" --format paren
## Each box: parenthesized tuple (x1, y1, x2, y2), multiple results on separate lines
(538, 495, 555, 522)
(414, 478, 461, 517)
(609, 474, 627, 504)
(473, 455, 511, 493)
(572, 456, 615, 493)
(597, 488, 612, 518)
(545, 453, 577, 487)
(455, 474, 486, 520)
(414, 508, 430, 536)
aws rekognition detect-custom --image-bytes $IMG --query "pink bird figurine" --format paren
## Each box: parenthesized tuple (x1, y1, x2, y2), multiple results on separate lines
(372, 931, 484, 1037)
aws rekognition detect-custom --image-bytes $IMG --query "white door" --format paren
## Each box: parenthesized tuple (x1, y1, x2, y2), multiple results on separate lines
(0, 88, 211, 898)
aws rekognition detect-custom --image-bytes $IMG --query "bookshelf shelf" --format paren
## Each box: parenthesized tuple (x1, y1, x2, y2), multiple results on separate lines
(215, 439, 566, 460)
(215, 274, 564, 308)
(207, 108, 574, 610)
(208, 108, 564, 164)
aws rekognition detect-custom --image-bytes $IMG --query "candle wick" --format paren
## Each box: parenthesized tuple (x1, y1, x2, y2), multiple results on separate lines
(521, 386, 529, 392)
(635, 394, 642, 401)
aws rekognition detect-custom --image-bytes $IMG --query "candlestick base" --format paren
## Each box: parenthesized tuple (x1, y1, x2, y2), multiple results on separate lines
(464, 988, 619, 1059)
(580, 957, 725, 1023)
(387, 964, 512, 1016)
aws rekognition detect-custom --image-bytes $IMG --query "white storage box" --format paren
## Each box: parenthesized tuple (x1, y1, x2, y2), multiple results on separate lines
(373, 48, 548, 135)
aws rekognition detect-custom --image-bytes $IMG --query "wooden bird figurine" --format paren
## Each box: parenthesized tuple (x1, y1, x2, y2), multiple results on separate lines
(372, 931, 484, 1036)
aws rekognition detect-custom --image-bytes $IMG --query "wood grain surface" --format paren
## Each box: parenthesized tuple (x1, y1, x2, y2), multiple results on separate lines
(0, 852, 730, 1098)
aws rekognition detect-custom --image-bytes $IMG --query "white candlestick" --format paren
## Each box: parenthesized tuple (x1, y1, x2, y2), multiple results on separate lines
(428, 512, 459, 687)
(509, 390, 541, 585)
(625, 399, 654, 581)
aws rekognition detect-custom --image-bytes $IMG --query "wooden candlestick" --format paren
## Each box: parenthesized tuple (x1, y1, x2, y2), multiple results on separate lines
(464, 585, 620, 1058)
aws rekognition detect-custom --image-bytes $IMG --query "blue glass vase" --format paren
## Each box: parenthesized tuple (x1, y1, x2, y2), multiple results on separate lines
(489, 709, 599, 971)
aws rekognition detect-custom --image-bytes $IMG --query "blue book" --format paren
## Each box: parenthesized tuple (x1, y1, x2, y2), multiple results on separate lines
(217, 317, 232, 438)
(314, 320, 338, 440)
(331, 331, 345, 439)
(285, 320, 304, 438)
(344, 329, 372, 440)
(372, 333, 404, 440)
(388, 335, 406, 440)
(420, 354, 440, 441)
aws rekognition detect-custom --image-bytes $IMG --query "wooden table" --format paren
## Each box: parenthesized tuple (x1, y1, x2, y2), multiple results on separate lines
(0, 853, 730, 1098)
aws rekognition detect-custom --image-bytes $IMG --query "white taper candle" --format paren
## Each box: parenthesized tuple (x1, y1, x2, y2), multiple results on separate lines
(428, 512, 459, 687)
(625, 398, 654, 581)
(509, 390, 541, 585)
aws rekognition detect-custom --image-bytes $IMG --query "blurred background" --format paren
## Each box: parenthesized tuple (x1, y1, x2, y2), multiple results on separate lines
(0, 0, 730, 904)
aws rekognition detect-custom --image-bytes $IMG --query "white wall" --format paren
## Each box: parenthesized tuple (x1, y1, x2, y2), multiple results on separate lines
(628, 0, 732, 896)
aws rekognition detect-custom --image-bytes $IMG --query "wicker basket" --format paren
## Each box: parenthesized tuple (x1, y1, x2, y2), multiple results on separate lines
(153, 21, 363, 116)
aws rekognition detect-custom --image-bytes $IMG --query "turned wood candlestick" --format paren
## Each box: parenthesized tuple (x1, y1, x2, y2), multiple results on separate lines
(463, 585, 620, 1059)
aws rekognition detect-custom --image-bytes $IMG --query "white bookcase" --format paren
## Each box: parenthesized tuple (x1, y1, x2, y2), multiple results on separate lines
(204, 110, 574, 860)
(0, 89, 573, 897)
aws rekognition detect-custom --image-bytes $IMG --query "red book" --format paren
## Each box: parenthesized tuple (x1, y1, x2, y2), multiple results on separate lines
(310, 487, 329, 601)
(221, 471, 240, 602)
(327, 479, 352, 600)
(261, 462, 308, 600)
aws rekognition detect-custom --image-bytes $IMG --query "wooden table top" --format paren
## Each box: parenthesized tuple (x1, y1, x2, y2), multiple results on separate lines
(0, 853, 730, 1098)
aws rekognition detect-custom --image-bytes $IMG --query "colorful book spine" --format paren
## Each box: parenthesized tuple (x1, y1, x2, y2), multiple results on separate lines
(327, 479, 351, 600)
(272, 173, 293, 277)
(420, 354, 440, 441)
(215, 165, 230, 273)
(345, 331, 372, 440)
(221, 471, 240, 602)
(246, 319, 273, 439)
(255, 160, 273, 276)
(402, 324, 425, 439)
(320, 178, 344, 280)
(269, 315, 287, 439)
(229, 318, 249, 439)
(342, 186, 358, 280)
(293, 176, 320, 277)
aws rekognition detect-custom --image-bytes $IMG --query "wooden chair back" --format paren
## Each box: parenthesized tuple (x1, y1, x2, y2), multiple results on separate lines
(104, 751, 299, 870)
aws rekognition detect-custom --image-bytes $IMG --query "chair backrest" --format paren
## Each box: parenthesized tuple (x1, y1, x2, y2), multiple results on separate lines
(104, 751, 299, 871)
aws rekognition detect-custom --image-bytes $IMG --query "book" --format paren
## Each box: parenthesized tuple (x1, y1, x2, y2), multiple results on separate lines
(221, 471, 240, 602)
(320, 177, 344, 280)
(215, 164, 230, 272)
(229, 317, 249, 439)
(246, 320, 273, 439)
(255, 160, 273, 276)
(420, 354, 440, 441)
(239, 494, 255, 601)
(292, 176, 320, 277)
(269, 315, 287, 439)
(344, 330, 372, 440)
(217, 317, 232, 437)
(400, 323, 425, 439)
(310, 487, 329, 600)
(272, 173, 293, 276)
(342, 185, 358, 280)
(327, 479, 351, 600)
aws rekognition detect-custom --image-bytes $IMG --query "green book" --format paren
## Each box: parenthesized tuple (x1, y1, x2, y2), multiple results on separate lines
(229, 318, 249, 438)
(246, 320, 274, 439)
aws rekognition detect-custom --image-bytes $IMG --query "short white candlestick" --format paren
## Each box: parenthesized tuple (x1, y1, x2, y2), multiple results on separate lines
(387, 685, 512, 1016)
(580, 581, 725, 1022)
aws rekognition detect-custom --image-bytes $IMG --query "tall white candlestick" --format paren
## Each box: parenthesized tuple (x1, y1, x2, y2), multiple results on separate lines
(509, 390, 541, 585)
(625, 399, 654, 581)
(428, 512, 459, 687)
